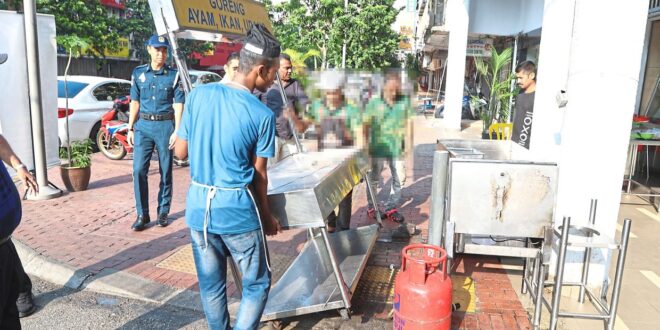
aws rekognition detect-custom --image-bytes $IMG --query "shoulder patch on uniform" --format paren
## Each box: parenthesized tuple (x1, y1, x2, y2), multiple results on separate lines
(136, 63, 148, 69)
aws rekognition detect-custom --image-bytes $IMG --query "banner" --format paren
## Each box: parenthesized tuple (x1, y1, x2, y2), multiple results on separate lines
(0, 12, 60, 172)
(171, 0, 272, 36)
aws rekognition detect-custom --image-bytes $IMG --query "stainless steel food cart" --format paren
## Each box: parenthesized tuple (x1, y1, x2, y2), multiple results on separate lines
(261, 148, 382, 320)
(428, 140, 558, 270)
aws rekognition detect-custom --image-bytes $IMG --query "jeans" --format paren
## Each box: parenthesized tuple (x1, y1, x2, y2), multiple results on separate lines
(0, 239, 21, 330)
(367, 157, 406, 210)
(327, 190, 353, 231)
(132, 120, 174, 217)
(190, 229, 270, 330)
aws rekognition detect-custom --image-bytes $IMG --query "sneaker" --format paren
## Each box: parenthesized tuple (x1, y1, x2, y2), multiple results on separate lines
(17, 291, 36, 318)
(384, 209, 405, 223)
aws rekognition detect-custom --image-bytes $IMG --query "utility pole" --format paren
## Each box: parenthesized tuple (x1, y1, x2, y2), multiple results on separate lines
(342, 0, 348, 68)
(23, 0, 62, 200)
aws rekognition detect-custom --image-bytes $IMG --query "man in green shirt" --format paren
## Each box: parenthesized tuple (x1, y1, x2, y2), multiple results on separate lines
(363, 71, 413, 223)
(288, 70, 365, 232)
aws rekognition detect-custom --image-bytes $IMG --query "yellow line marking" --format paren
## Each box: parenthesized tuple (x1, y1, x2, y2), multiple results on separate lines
(616, 223, 637, 238)
(636, 208, 660, 224)
(614, 315, 630, 330)
(640, 270, 660, 289)
(452, 275, 476, 313)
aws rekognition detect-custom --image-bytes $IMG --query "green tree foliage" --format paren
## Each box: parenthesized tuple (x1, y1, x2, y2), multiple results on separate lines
(270, 0, 400, 70)
(121, 0, 155, 61)
(37, 0, 122, 58)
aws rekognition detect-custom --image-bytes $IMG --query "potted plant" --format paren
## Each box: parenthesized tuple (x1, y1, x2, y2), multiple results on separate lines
(473, 47, 517, 138)
(59, 139, 93, 191)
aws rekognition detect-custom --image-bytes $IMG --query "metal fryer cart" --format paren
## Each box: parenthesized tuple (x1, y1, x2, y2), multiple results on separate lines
(261, 148, 382, 320)
(430, 140, 558, 270)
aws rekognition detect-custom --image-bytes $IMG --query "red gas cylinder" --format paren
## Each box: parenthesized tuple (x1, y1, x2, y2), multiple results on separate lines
(393, 244, 452, 330)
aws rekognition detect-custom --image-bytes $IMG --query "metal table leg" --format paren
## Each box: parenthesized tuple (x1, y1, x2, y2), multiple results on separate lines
(533, 254, 544, 329)
(363, 171, 383, 227)
(606, 219, 632, 330)
(550, 217, 572, 330)
(320, 227, 352, 311)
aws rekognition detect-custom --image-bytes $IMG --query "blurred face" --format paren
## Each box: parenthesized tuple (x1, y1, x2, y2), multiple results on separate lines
(383, 77, 401, 102)
(279, 58, 293, 81)
(324, 89, 343, 109)
(516, 70, 536, 91)
(255, 61, 280, 93)
(224, 59, 239, 80)
(148, 46, 168, 66)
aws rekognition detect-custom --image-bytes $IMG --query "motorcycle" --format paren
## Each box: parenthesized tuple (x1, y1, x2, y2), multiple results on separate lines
(97, 96, 132, 160)
(97, 96, 189, 167)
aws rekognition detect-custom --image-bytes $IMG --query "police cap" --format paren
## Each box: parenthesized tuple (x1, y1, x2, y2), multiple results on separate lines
(147, 35, 170, 48)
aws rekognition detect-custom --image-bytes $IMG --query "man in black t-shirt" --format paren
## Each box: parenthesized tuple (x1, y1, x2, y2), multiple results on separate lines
(511, 61, 537, 149)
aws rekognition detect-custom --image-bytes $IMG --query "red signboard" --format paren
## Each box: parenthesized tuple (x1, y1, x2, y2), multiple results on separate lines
(100, 0, 125, 10)
(192, 42, 243, 69)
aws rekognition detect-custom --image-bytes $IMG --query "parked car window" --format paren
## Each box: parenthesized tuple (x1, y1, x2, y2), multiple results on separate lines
(189, 75, 198, 84)
(208, 74, 221, 83)
(118, 83, 131, 98)
(57, 80, 88, 98)
(92, 83, 116, 101)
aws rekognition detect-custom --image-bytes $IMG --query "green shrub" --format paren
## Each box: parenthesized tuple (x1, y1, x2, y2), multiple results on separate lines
(60, 139, 93, 168)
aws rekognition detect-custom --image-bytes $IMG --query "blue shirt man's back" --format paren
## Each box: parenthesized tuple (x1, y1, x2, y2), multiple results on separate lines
(178, 83, 276, 234)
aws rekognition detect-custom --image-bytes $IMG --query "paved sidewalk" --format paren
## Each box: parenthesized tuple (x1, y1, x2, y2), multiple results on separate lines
(15, 117, 534, 329)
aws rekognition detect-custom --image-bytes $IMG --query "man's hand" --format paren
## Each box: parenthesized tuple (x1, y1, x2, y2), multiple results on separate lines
(16, 166, 38, 195)
(127, 130, 134, 147)
(168, 132, 177, 150)
(263, 215, 282, 236)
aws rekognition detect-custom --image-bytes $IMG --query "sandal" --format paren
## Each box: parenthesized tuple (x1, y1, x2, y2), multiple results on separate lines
(384, 208, 405, 223)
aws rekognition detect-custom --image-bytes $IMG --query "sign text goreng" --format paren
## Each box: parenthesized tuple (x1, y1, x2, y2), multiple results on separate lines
(173, 0, 272, 37)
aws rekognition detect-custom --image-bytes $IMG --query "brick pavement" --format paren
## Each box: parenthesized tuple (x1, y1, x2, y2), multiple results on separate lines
(16, 117, 532, 329)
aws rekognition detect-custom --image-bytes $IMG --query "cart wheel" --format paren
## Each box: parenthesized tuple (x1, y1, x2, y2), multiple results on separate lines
(339, 308, 351, 320)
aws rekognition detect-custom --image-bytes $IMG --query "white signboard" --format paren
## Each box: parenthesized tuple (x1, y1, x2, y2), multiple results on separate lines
(0, 11, 59, 173)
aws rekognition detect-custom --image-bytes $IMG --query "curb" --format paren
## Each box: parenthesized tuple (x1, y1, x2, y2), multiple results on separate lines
(13, 238, 241, 314)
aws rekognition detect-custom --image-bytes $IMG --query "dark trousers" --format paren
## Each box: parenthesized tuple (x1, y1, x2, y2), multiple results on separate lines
(327, 190, 353, 231)
(132, 120, 174, 217)
(0, 239, 22, 330)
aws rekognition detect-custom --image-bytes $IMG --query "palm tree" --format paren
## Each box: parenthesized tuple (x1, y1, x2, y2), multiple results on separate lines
(474, 47, 517, 133)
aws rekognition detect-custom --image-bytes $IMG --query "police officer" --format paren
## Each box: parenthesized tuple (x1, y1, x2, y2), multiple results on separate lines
(127, 35, 185, 231)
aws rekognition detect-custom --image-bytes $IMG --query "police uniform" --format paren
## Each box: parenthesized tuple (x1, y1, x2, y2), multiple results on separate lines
(130, 35, 185, 230)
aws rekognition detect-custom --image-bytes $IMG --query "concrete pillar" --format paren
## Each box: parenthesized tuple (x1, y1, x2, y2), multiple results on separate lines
(528, 0, 576, 162)
(543, 0, 648, 285)
(443, 0, 470, 130)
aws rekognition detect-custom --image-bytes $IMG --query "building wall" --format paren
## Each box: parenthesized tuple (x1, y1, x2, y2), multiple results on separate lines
(641, 20, 660, 112)
(467, 0, 543, 36)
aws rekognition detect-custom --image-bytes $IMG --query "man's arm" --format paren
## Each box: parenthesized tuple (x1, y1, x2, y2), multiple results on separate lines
(253, 156, 280, 236)
(0, 134, 38, 194)
(169, 103, 184, 149)
(174, 138, 188, 160)
(127, 101, 140, 146)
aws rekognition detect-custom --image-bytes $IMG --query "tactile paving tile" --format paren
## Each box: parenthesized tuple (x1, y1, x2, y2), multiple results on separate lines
(352, 266, 476, 313)
(156, 244, 197, 275)
(156, 244, 296, 283)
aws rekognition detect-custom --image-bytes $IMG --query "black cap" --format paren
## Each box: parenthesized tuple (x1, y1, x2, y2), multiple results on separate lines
(242, 24, 280, 58)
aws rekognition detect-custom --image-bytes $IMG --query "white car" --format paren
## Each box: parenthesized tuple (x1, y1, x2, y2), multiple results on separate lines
(188, 70, 221, 88)
(57, 76, 131, 147)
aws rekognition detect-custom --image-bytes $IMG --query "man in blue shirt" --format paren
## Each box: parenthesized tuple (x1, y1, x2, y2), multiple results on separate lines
(1, 131, 39, 328)
(175, 25, 282, 330)
(127, 35, 185, 230)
